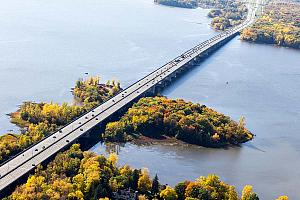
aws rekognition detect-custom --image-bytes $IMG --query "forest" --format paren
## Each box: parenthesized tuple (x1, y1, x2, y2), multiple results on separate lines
(154, 0, 300, 47)
(154, 0, 198, 9)
(201, 0, 248, 30)
(73, 76, 121, 110)
(241, 1, 300, 49)
(154, 0, 248, 30)
(3, 144, 289, 200)
(103, 97, 253, 147)
(0, 76, 291, 199)
(0, 76, 121, 165)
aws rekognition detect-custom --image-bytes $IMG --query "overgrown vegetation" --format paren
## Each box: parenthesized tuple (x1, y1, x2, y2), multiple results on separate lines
(0, 76, 121, 165)
(73, 76, 121, 110)
(2, 144, 263, 200)
(103, 97, 253, 147)
(154, 0, 248, 30)
(200, 0, 248, 30)
(241, 1, 300, 49)
(154, 0, 198, 9)
(154, 0, 300, 48)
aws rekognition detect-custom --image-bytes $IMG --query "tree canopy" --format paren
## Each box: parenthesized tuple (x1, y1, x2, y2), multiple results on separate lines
(4, 144, 272, 200)
(199, 0, 248, 30)
(154, 0, 198, 9)
(73, 76, 121, 110)
(103, 97, 253, 147)
(0, 76, 121, 165)
(241, 1, 300, 49)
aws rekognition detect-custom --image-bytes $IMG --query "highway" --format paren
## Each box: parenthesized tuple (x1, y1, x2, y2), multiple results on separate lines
(0, 0, 259, 192)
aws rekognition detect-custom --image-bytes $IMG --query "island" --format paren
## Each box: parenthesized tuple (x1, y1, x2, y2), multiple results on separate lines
(154, 0, 198, 9)
(0, 76, 121, 164)
(102, 96, 253, 147)
(241, 0, 300, 49)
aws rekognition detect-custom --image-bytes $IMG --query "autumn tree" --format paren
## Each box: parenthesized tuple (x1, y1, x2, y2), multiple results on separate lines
(277, 196, 289, 200)
(185, 174, 238, 200)
(138, 168, 152, 193)
(108, 153, 118, 166)
(242, 185, 259, 200)
(160, 186, 178, 200)
(175, 182, 188, 200)
(103, 97, 253, 147)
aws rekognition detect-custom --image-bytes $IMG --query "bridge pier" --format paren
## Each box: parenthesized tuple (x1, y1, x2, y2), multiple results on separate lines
(145, 86, 156, 96)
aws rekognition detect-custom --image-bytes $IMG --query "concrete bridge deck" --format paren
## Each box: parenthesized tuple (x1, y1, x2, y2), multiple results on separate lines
(0, 1, 259, 193)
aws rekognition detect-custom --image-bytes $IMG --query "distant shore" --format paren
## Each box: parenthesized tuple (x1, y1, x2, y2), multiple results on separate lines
(154, 0, 198, 9)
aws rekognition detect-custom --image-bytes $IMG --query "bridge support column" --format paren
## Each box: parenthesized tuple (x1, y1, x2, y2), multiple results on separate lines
(187, 61, 193, 66)
(145, 86, 157, 96)
(81, 129, 92, 138)
(169, 72, 177, 79)
(155, 85, 163, 94)
(165, 76, 172, 82)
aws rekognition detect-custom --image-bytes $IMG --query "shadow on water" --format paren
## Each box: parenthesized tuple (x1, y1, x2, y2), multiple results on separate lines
(161, 36, 236, 95)
(243, 142, 266, 153)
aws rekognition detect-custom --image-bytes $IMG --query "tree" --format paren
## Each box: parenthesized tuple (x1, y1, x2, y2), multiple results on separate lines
(9, 175, 47, 200)
(160, 186, 178, 200)
(151, 174, 160, 194)
(131, 169, 140, 190)
(175, 182, 187, 200)
(242, 185, 259, 200)
(68, 190, 84, 200)
(240, 2, 300, 49)
(108, 153, 118, 166)
(103, 97, 253, 147)
(138, 168, 152, 193)
(73, 173, 85, 192)
(138, 195, 148, 200)
(185, 174, 238, 200)
(185, 182, 209, 200)
(277, 196, 289, 200)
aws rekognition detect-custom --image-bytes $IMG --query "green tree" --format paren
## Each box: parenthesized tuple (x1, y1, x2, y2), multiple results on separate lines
(174, 182, 187, 200)
(151, 174, 160, 194)
(131, 169, 140, 190)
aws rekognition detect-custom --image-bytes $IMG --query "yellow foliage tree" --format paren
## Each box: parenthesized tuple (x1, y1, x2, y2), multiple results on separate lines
(138, 168, 152, 193)
(138, 195, 148, 200)
(277, 196, 289, 200)
(160, 186, 178, 200)
(108, 153, 118, 166)
(242, 185, 253, 200)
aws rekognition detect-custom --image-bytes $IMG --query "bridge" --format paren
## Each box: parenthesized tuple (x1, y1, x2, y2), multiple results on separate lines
(0, 0, 259, 193)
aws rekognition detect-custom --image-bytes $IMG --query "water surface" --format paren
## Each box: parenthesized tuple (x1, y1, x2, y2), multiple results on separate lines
(0, 0, 299, 199)
(0, 0, 216, 132)
(90, 26, 300, 199)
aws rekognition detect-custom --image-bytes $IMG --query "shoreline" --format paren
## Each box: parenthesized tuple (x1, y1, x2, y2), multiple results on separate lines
(131, 135, 190, 146)
(129, 134, 247, 149)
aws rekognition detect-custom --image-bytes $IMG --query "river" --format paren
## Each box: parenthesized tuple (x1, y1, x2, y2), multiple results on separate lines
(0, 0, 299, 199)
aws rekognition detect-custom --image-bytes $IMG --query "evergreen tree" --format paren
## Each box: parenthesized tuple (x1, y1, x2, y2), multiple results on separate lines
(151, 174, 160, 194)
(131, 169, 140, 190)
